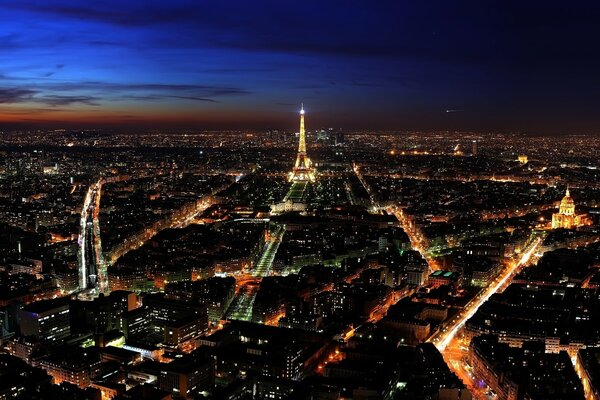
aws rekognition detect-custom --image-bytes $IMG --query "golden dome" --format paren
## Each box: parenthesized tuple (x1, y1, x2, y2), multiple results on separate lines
(559, 188, 575, 215)
(561, 189, 573, 204)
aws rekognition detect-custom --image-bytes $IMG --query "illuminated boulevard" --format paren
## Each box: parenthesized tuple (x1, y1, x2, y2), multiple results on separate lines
(252, 224, 286, 277)
(430, 235, 545, 399)
(106, 181, 233, 266)
(79, 180, 233, 297)
(387, 206, 441, 272)
(78, 179, 107, 294)
(225, 224, 286, 321)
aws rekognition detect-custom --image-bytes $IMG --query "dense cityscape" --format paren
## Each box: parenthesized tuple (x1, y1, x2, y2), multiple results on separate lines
(1, 106, 600, 400)
(3, 2, 600, 400)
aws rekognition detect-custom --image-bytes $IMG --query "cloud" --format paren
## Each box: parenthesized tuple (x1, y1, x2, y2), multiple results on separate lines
(168, 96, 218, 102)
(123, 94, 218, 103)
(38, 81, 250, 97)
(0, 88, 36, 103)
(2, 2, 496, 63)
(40, 95, 99, 106)
(0, 77, 250, 109)
(43, 64, 64, 78)
(0, 87, 99, 106)
(1, 107, 70, 115)
(4, 2, 201, 28)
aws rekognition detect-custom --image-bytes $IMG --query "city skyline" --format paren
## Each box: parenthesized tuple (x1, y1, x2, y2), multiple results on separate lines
(2, 1, 600, 133)
(2, 3, 600, 400)
(1, 123, 599, 400)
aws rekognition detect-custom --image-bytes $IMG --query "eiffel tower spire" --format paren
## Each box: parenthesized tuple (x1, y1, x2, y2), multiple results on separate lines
(289, 104, 315, 182)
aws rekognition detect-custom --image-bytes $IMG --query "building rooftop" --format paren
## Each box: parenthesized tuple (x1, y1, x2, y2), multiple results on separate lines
(21, 298, 69, 314)
(430, 270, 458, 278)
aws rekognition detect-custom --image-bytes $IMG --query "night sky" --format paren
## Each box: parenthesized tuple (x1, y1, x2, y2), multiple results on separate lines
(2, 1, 600, 133)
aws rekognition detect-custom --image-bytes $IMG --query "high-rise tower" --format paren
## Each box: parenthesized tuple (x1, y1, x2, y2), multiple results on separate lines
(289, 104, 315, 182)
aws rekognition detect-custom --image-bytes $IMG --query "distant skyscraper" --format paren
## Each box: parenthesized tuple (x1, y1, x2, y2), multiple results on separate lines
(316, 129, 329, 141)
(335, 130, 345, 146)
(472, 140, 478, 156)
(288, 104, 315, 182)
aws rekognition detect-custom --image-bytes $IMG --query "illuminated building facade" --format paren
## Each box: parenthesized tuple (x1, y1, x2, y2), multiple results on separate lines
(288, 104, 315, 182)
(39, 357, 100, 389)
(428, 270, 461, 289)
(551, 189, 591, 229)
(18, 300, 70, 343)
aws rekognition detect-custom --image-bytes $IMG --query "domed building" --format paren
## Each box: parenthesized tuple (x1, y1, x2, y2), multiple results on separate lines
(551, 189, 591, 229)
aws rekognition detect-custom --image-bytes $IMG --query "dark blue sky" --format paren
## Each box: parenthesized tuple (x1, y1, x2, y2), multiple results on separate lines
(1, 1, 600, 132)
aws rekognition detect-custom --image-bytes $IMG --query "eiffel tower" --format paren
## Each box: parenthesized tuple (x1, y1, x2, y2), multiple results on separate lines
(288, 104, 315, 182)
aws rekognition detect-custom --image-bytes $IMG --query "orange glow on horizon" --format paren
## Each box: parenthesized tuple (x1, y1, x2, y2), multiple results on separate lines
(0, 106, 312, 128)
